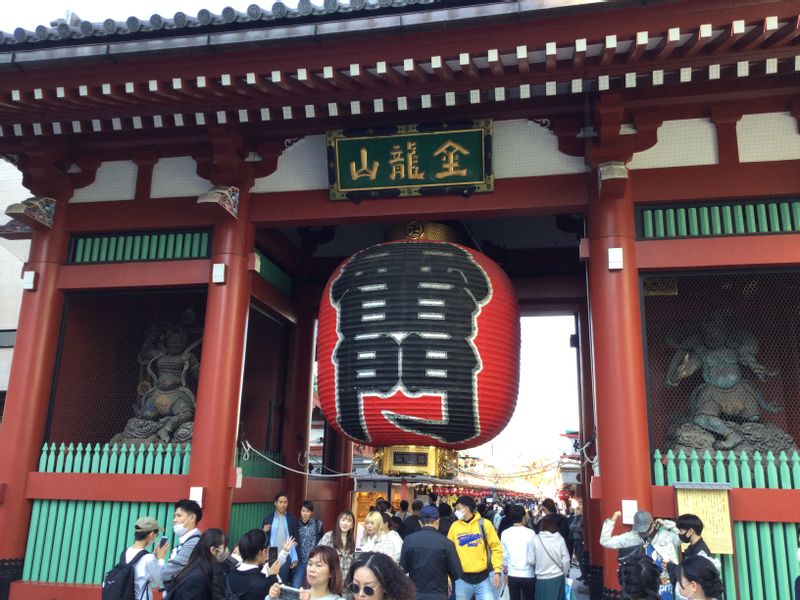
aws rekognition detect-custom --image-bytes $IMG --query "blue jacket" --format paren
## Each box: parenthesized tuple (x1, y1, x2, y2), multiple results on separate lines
(262, 511, 300, 562)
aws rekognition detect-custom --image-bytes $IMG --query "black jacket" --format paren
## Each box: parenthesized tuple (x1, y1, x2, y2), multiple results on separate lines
(227, 567, 279, 600)
(400, 527, 463, 600)
(404, 515, 422, 537)
(168, 562, 228, 600)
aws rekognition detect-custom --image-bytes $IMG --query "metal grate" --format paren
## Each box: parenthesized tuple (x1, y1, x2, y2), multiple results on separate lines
(638, 200, 800, 239)
(47, 289, 206, 445)
(69, 230, 211, 264)
(642, 271, 800, 458)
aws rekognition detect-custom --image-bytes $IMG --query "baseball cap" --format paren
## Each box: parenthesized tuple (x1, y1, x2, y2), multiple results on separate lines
(420, 505, 440, 520)
(632, 510, 653, 533)
(135, 516, 161, 533)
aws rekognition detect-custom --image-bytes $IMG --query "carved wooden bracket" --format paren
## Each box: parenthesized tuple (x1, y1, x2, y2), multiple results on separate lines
(15, 144, 100, 200)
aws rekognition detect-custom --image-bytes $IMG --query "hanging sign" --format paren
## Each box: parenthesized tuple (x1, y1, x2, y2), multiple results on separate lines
(327, 120, 493, 200)
(316, 239, 520, 450)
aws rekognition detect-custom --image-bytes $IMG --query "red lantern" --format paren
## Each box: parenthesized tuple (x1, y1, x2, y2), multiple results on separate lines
(317, 239, 520, 449)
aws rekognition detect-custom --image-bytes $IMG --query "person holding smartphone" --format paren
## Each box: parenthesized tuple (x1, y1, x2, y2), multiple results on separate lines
(123, 516, 170, 600)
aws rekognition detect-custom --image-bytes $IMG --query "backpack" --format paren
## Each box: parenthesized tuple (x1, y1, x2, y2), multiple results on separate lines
(101, 548, 149, 600)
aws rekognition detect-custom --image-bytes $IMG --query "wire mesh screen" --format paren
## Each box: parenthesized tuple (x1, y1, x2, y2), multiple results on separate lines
(642, 271, 800, 457)
(47, 289, 206, 445)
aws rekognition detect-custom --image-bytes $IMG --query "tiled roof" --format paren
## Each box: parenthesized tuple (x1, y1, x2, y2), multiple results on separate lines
(0, 0, 466, 47)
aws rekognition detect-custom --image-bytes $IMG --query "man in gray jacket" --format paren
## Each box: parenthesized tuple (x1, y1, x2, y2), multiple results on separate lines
(160, 499, 203, 591)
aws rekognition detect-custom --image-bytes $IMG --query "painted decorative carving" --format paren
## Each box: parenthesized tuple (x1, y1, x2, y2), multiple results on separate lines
(197, 185, 239, 218)
(664, 309, 796, 454)
(0, 219, 33, 240)
(5, 196, 55, 229)
(110, 309, 202, 446)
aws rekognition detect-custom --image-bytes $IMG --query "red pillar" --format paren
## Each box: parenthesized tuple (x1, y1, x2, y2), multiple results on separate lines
(0, 202, 69, 558)
(188, 188, 253, 531)
(586, 164, 652, 589)
(280, 308, 315, 505)
(335, 430, 354, 512)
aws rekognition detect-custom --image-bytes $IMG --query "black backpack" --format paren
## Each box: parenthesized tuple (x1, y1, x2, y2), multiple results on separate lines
(101, 548, 149, 600)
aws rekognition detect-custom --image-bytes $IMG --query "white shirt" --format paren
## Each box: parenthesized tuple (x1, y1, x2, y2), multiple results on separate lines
(501, 526, 536, 578)
(526, 532, 570, 580)
(125, 547, 164, 600)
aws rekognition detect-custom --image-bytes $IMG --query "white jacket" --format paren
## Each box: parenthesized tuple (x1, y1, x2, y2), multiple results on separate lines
(526, 532, 570, 580)
(360, 530, 403, 563)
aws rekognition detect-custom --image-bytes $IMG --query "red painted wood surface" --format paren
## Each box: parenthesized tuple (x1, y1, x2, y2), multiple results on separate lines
(58, 260, 211, 290)
(26, 473, 189, 502)
(232, 477, 286, 504)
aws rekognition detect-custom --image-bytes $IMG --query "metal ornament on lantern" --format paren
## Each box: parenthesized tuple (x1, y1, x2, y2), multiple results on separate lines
(317, 221, 520, 476)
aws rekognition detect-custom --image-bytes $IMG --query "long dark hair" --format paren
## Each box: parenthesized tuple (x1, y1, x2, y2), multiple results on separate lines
(618, 555, 660, 600)
(346, 552, 415, 600)
(332, 510, 356, 554)
(677, 556, 724, 598)
(173, 528, 228, 587)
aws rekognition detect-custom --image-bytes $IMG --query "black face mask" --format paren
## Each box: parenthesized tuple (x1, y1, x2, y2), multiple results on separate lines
(678, 533, 692, 544)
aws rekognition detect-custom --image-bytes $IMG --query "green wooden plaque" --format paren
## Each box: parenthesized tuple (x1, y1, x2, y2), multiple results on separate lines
(327, 120, 493, 200)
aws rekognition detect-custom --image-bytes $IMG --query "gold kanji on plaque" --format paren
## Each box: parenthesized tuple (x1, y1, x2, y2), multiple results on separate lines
(389, 141, 425, 181)
(350, 147, 379, 181)
(433, 140, 470, 179)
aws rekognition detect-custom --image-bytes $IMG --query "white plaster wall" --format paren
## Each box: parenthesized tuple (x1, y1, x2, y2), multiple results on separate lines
(493, 119, 587, 177)
(71, 160, 138, 202)
(738, 112, 800, 163)
(628, 118, 719, 169)
(150, 157, 212, 198)
(0, 160, 31, 392)
(252, 135, 329, 193)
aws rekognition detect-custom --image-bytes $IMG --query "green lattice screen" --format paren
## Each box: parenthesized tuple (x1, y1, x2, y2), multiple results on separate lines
(639, 200, 800, 239)
(69, 230, 211, 264)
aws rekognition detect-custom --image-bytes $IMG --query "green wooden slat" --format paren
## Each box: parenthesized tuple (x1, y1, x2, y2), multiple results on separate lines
(141, 235, 151, 260)
(149, 234, 159, 259)
(767, 203, 781, 232)
(687, 208, 699, 236)
(753, 453, 777, 599)
(675, 208, 687, 237)
(81, 239, 93, 263)
(721, 205, 733, 234)
(165, 233, 176, 259)
(701, 450, 713, 482)
(792, 203, 800, 231)
(22, 500, 42, 579)
(30, 499, 51, 580)
(115, 236, 125, 261)
(123, 236, 134, 260)
(182, 443, 192, 474)
(727, 452, 751, 600)
(740, 453, 764, 600)
(200, 232, 210, 256)
(74, 238, 85, 263)
(107, 237, 117, 262)
(698, 207, 711, 235)
(745, 204, 757, 233)
(766, 453, 790, 599)
(665, 208, 676, 237)
(90, 238, 100, 263)
(174, 233, 185, 258)
(73, 451, 93, 584)
(710, 206, 722, 235)
(654, 209, 665, 238)
(733, 205, 746, 234)
(98, 237, 109, 262)
(132, 235, 142, 260)
(779, 202, 793, 232)
(756, 203, 769, 233)
(191, 232, 201, 257)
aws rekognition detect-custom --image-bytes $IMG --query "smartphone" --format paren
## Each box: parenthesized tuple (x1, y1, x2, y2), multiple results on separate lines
(158, 536, 169, 548)
(267, 546, 279, 566)
(280, 585, 301, 600)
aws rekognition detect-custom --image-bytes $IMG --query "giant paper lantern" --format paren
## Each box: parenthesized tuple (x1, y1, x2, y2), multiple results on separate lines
(317, 231, 520, 450)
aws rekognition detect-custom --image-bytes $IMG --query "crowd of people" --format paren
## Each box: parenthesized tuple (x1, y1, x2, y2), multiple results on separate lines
(102, 492, 724, 600)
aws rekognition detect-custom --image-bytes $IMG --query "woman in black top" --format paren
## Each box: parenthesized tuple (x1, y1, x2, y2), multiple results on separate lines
(228, 529, 281, 600)
(168, 528, 231, 600)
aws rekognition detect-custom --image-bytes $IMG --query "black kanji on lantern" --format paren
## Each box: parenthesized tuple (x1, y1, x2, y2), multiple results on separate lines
(329, 241, 492, 444)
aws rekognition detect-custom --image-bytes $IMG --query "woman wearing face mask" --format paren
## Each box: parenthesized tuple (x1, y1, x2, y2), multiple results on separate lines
(167, 528, 231, 600)
(674, 556, 724, 600)
(268, 546, 344, 600)
(359, 511, 403, 563)
(345, 552, 415, 600)
(318, 510, 357, 576)
(228, 529, 292, 600)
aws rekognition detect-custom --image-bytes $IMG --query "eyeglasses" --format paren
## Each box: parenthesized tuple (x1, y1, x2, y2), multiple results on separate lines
(348, 582, 382, 596)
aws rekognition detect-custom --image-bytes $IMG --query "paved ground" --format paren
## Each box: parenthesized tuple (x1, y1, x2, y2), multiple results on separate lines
(570, 565, 590, 600)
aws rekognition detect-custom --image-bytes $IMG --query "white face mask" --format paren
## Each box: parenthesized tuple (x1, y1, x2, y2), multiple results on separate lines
(215, 547, 230, 563)
(675, 583, 696, 600)
(173, 524, 188, 537)
(454, 510, 465, 521)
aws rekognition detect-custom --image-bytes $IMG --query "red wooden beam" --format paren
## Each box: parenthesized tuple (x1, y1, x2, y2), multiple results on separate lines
(25, 472, 189, 502)
(680, 23, 714, 58)
(10, 582, 104, 600)
(249, 174, 590, 227)
(651, 485, 800, 523)
(637, 234, 800, 271)
(58, 260, 211, 290)
(250, 272, 298, 325)
(765, 15, 800, 48)
(735, 16, 781, 51)
(65, 198, 214, 232)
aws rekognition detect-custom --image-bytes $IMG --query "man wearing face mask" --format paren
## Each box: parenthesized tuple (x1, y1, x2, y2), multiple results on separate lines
(600, 510, 680, 600)
(160, 499, 203, 591)
(108, 516, 169, 600)
(667, 514, 720, 584)
(447, 496, 504, 600)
